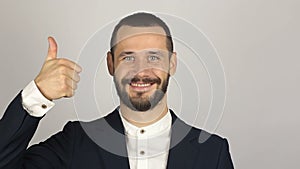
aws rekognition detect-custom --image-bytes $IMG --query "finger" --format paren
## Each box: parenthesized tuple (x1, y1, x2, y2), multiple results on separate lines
(57, 58, 82, 73)
(60, 77, 76, 97)
(64, 74, 78, 90)
(70, 72, 80, 82)
(63, 86, 75, 98)
(58, 66, 81, 82)
(66, 79, 78, 90)
(46, 36, 58, 61)
(61, 75, 78, 90)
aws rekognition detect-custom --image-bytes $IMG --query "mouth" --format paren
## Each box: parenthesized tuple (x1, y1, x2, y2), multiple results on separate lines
(130, 82, 152, 87)
(121, 76, 161, 93)
(129, 82, 155, 92)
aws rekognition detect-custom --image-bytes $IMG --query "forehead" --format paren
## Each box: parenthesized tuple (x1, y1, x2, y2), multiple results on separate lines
(114, 26, 168, 52)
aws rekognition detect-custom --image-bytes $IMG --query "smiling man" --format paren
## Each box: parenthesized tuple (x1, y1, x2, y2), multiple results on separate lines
(109, 24, 177, 127)
(0, 12, 234, 169)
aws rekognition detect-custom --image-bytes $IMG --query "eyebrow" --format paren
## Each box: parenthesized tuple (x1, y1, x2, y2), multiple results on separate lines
(118, 51, 135, 57)
(146, 50, 162, 55)
(118, 49, 166, 57)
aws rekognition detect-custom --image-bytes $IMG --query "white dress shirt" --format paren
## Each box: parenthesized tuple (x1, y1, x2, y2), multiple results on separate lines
(22, 81, 55, 117)
(119, 111, 172, 169)
(21, 80, 172, 169)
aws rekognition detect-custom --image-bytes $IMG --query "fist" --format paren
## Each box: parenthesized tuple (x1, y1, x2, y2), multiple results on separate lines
(34, 37, 82, 100)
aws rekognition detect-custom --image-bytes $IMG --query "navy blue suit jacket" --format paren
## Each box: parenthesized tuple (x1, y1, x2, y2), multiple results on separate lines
(0, 93, 234, 168)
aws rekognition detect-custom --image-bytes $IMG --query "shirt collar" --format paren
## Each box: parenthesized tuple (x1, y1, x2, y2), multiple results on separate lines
(119, 109, 172, 158)
(119, 109, 172, 137)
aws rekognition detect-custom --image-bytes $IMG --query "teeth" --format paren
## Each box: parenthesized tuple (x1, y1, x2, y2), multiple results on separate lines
(131, 83, 151, 87)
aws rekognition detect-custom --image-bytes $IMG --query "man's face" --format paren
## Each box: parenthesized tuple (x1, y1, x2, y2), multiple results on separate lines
(107, 26, 176, 111)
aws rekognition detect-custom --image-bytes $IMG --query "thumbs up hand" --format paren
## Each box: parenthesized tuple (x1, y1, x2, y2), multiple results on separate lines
(34, 37, 82, 100)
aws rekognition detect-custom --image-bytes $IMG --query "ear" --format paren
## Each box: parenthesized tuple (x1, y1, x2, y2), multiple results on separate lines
(169, 52, 177, 76)
(107, 51, 114, 76)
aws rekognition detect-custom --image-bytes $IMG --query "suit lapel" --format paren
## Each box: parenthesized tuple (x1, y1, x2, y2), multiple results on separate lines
(166, 111, 201, 169)
(83, 109, 130, 169)
(102, 109, 130, 169)
(87, 109, 201, 169)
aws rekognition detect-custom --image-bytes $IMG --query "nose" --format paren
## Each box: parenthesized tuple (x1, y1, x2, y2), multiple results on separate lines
(132, 58, 152, 76)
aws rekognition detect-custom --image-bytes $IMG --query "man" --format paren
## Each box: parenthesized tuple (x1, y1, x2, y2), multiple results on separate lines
(0, 12, 234, 169)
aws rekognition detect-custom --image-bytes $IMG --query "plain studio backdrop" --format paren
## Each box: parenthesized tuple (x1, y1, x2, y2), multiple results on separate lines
(0, 0, 299, 168)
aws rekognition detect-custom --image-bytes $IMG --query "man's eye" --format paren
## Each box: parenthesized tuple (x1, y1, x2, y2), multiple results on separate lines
(148, 55, 159, 61)
(124, 56, 135, 61)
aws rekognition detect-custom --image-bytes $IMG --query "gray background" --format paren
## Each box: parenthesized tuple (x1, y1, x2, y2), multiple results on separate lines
(0, 0, 299, 168)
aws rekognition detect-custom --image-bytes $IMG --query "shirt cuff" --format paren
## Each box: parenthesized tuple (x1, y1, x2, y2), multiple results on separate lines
(21, 81, 55, 117)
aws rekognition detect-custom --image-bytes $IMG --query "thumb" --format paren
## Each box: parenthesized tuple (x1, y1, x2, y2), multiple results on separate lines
(46, 36, 58, 61)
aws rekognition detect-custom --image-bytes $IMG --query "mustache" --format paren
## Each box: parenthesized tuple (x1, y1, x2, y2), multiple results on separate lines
(121, 76, 161, 85)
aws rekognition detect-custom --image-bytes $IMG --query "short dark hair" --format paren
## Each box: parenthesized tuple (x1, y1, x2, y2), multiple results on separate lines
(110, 12, 174, 58)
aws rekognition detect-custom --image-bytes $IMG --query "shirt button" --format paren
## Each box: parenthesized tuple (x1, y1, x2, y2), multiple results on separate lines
(41, 104, 47, 109)
(140, 129, 145, 134)
(140, 150, 145, 155)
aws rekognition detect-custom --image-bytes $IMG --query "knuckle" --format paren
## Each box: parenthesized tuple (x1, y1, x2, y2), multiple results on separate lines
(66, 90, 74, 97)
(73, 83, 78, 90)
(57, 59, 64, 64)
(59, 58, 66, 62)
(61, 84, 68, 91)
(60, 85, 75, 97)
(59, 74, 67, 81)
(58, 66, 66, 73)
(74, 77, 79, 82)
(58, 58, 67, 65)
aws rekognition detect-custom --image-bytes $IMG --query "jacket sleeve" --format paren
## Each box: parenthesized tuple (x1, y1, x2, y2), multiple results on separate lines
(216, 138, 235, 169)
(0, 92, 75, 169)
(0, 92, 41, 168)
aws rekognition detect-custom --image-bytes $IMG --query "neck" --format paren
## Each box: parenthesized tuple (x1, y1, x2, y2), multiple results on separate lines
(120, 95, 168, 127)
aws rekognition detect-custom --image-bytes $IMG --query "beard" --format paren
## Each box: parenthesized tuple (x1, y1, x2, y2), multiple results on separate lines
(114, 74, 170, 111)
